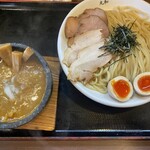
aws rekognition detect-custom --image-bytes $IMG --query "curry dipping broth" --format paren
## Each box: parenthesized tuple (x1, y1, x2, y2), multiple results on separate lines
(0, 57, 46, 122)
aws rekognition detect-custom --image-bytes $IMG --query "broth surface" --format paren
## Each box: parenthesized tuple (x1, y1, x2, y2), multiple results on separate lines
(0, 58, 46, 122)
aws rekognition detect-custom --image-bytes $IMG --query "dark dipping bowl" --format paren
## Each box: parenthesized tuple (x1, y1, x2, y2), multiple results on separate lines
(0, 43, 52, 129)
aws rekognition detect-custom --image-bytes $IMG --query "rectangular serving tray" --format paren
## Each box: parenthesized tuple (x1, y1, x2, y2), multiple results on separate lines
(0, 1, 150, 139)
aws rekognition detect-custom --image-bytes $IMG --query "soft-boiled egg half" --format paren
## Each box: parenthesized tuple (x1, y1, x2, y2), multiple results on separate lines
(133, 72, 150, 96)
(108, 76, 133, 102)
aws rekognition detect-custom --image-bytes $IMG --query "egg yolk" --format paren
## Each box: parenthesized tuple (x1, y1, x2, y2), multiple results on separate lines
(138, 75, 150, 92)
(112, 79, 130, 99)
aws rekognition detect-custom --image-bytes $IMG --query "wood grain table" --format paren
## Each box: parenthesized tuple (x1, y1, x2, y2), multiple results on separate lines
(0, 139, 150, 150)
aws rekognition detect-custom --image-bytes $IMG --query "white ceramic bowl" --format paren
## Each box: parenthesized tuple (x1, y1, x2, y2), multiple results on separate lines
(57, 0, 150, 108)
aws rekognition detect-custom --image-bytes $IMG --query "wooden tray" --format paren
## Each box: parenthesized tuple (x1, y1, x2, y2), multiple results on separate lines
(18, 57, 60, 131)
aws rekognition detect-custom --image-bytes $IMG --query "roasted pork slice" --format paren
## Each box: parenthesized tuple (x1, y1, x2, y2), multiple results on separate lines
(12, 51, 23, 72)
(65, 16, 79, 38)
(69, 29, 103, 50)
(79, 8, 108, 25)
(68, 48, 112, 83)
(63, 29, 104, 66)
(78, 15, 109, 37)
(63, 48, 78, 67)
(65, 8, 109, 39)
(0, 43, 12, 66)
(78, 42, 104, 59)
(64, 41, 104, 67)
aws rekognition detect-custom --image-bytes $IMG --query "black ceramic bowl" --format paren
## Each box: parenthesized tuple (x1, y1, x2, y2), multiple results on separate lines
(0, 43, 52, 129)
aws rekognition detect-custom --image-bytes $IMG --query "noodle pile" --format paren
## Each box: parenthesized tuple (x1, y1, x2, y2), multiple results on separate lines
(86, 7, 150, 94)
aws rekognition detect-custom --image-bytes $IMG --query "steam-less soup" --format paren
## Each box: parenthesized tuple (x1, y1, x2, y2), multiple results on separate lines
(0, 49, 46, 122)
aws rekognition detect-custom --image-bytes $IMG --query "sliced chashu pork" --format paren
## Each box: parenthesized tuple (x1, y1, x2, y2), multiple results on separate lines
(67, 14, 109, 47)
(68, 44, 112, 83)
(79, 8, 108, 25)
(63, 29, 104, 67)
(65, 17, 79, 38)
(65, 8, 109, 40)
(78, 15, 109, 37)
(78, 42, 104, 59)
